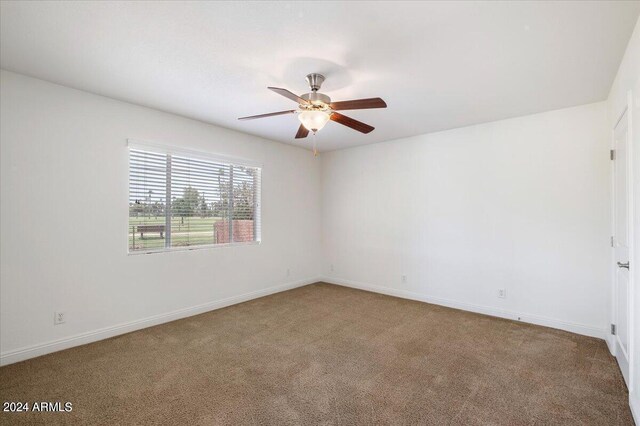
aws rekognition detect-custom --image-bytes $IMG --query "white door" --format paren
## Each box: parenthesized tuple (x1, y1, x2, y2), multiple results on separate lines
(613, 109, 631, 386)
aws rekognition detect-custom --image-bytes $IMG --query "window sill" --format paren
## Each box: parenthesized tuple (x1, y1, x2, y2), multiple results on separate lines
(127, 240, 261, 256)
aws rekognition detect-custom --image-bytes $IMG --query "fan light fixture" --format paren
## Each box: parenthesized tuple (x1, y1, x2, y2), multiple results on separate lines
(238, 73, 387, 153)
(298, 110, 330, 132)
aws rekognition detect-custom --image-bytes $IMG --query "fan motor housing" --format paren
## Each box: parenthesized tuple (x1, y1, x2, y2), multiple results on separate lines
(301, 91, 331, 107)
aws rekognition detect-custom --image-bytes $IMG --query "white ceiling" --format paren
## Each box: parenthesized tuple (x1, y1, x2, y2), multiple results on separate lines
(1, 1, 639, 152)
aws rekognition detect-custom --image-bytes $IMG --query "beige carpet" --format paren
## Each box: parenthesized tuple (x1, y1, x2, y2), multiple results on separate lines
(0, 283, 633, 425)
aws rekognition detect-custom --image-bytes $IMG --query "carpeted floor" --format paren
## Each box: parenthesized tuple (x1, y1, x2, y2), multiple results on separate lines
(0, 283, 633, 425)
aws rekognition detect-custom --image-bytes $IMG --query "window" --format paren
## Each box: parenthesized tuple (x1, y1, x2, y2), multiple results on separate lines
(128, 142, 261, 253)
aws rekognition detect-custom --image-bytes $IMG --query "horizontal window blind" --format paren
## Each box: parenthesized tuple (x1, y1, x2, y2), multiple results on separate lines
(129, 145, 261, 253)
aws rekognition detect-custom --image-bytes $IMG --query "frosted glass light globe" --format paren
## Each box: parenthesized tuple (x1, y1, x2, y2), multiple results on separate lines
(298, 110, 330, 132)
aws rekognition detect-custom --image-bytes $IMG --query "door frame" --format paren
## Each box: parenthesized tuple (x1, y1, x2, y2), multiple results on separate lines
(610, 90, 635, 395)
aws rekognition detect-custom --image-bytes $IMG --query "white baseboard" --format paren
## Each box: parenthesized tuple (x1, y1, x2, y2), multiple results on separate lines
(0, 276, 607, 366)
(0, 277, 320, 366)
(321, 277, 606, 339)
(605, 334, 617, 356)
(631, 391, 639, 426)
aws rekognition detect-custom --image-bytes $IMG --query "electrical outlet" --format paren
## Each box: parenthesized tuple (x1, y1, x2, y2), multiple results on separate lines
(401, 275, 407, 283)
(54, 311, 66, 325)
(497, 289, 506, 299)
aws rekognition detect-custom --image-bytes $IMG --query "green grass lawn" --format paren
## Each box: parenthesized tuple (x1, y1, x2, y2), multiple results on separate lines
(129, 216, 225, 251)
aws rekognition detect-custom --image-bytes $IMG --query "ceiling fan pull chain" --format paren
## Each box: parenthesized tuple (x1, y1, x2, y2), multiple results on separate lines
(312, 132, 318, 157)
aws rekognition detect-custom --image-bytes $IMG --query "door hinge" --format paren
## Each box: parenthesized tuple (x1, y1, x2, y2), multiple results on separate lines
(610, 149, 615, 160)
(611, 236, 615, 247)
(611, 324, 616, 335)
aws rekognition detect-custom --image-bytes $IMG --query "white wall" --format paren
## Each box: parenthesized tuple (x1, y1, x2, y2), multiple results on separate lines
(607, 16, 640, 422)
(0, 70, 322, 365)
(321, 102, 610, 338)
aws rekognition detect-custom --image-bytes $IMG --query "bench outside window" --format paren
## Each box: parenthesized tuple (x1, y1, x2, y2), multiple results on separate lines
(136, 224, 165, 239)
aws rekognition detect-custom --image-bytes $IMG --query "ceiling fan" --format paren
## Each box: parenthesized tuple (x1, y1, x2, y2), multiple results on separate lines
(238, 73, 387, 140)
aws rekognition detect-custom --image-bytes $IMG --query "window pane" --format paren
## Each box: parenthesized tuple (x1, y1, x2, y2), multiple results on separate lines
(231, 165, 258, 243)
(129, 149, 168, 252)
(170, 155, 230, 247)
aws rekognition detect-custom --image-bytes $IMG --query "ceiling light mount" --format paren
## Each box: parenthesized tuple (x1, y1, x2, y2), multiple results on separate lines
(306, 73, 325, 92)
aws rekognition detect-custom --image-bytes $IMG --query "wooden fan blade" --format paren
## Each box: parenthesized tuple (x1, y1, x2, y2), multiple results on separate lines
(295, 124, 310, 139)
(330, 112, 375, 134)
(330, 97, 387, 111)
(268, 87, 309, 104)
(238, 110, 296, 120)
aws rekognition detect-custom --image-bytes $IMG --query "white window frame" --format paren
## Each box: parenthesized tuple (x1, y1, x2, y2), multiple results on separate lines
(127, 139, 262, 255)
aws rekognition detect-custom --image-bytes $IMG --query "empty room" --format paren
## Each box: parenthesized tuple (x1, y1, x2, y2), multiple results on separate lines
(1, 1, 639, 424)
